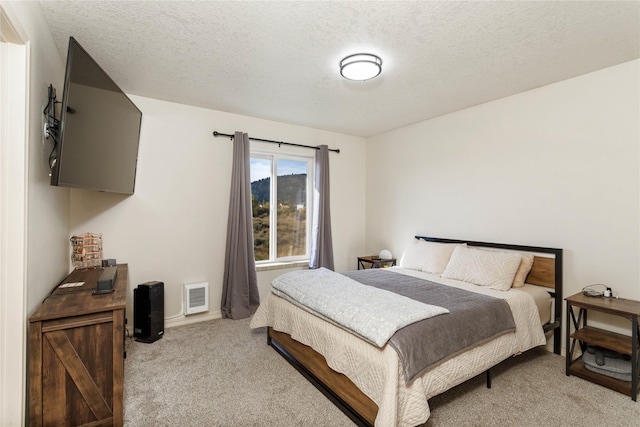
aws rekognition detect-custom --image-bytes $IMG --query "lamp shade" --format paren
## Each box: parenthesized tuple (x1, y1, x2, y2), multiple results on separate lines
(340, 53, 382, 81)
(379, 249, 392, 260)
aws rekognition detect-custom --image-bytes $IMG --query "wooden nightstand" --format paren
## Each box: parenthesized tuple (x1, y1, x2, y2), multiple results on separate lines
(357, 256, 397, 270)
(565, 292, 640, 401)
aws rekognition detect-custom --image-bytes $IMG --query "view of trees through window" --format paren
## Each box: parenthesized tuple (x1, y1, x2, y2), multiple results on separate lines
(250, 157, 309, 261)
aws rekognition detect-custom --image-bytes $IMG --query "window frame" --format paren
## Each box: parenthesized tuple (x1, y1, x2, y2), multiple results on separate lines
(250, 147, 314, 265)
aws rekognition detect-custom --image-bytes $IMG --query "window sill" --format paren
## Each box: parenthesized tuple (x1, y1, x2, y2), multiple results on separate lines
(256, 260, 309, 272)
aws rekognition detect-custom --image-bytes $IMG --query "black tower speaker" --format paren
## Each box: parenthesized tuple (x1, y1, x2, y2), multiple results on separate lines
(133, 281, 164, 343)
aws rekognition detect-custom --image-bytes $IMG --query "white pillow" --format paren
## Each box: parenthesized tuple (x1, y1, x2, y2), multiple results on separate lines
(512, 254, 534, 288)
(399, 240, 462, 274)
(398, 240, 426, 270)
(441, 246, 522, 291)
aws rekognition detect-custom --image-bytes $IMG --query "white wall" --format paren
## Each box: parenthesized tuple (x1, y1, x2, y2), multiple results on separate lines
(69, 96, 367, 326)
(0, 1, 69, 425)
(1, 1, 70, 312)
(366, 60, 640, 335)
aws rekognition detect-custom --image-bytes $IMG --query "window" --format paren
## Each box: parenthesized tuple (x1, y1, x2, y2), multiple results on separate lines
(250, 152, 313, 263)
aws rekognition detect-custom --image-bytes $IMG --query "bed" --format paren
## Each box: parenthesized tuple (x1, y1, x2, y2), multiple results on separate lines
(250, 236, 563, 427)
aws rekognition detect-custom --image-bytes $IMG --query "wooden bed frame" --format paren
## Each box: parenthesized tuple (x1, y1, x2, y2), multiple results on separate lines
(267, 237, 563, 427)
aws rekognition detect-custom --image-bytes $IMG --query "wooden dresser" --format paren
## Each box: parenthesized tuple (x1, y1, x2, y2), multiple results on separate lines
(28, 264, 127, 427)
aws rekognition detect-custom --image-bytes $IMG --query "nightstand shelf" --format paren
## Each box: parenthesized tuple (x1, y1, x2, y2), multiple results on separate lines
(571, 326, 633, 355)
(565, 292, 640, 401)
(568, 357, 634, 397)
(357, 256, 396, 270)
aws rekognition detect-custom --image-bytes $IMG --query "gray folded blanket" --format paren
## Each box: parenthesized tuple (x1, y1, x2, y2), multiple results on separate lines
(343, 269, 516, 383)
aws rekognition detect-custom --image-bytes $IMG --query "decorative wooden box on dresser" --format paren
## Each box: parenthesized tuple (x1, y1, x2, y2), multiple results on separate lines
(565, 292, 640, 401)
(28, 264, 128, 427)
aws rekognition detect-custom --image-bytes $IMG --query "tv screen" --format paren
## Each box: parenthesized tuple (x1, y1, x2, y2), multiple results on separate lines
(50, 37, 142, 195)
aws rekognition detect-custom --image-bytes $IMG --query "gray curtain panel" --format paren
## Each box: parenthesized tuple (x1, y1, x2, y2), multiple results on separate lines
(221, 132, 259, 319)
(310, 145, 335, 270)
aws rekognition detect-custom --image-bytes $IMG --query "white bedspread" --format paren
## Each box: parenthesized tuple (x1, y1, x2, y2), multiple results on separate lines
(250, 268, 546, 427)
(271, 267, 449, 347)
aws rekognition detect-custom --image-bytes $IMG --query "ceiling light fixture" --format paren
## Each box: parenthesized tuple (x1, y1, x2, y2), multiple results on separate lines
(340, 53, 382, 81)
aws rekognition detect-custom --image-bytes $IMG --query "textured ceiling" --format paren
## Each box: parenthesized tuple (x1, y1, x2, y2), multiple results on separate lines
(39, 1, 640, 137)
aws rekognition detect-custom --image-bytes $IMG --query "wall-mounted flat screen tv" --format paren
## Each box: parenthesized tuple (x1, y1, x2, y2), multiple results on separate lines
(50, 37, 142, 195)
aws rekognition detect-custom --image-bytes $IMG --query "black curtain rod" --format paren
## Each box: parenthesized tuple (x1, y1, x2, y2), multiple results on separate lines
(212, 131, 340, 153)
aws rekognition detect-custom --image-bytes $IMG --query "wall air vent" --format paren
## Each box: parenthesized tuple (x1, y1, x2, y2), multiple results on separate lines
(184, 282, 209, 315)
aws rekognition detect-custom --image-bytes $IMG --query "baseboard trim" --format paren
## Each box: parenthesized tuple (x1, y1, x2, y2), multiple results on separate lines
(544, 331, 566, 356)
(165, 311, 222, 328)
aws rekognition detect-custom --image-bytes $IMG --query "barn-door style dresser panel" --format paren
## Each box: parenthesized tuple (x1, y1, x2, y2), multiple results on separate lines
(28, 264, 127, 427)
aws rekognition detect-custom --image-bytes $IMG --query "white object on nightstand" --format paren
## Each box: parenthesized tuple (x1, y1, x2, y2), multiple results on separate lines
(379, 249, 392, 259)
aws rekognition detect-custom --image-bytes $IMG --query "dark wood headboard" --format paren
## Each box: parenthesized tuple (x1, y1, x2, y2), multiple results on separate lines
(415, 236, 563, 354)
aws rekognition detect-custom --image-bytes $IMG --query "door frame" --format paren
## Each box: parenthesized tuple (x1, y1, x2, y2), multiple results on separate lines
(0, 4, 29, 426)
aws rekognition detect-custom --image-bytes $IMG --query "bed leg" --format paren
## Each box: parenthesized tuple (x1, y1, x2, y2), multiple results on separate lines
(486, 369, 491, 389)
(554, 323, 562, 355)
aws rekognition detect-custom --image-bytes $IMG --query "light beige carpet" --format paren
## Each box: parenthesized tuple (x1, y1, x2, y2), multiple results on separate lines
(124, 317, 640, 426)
